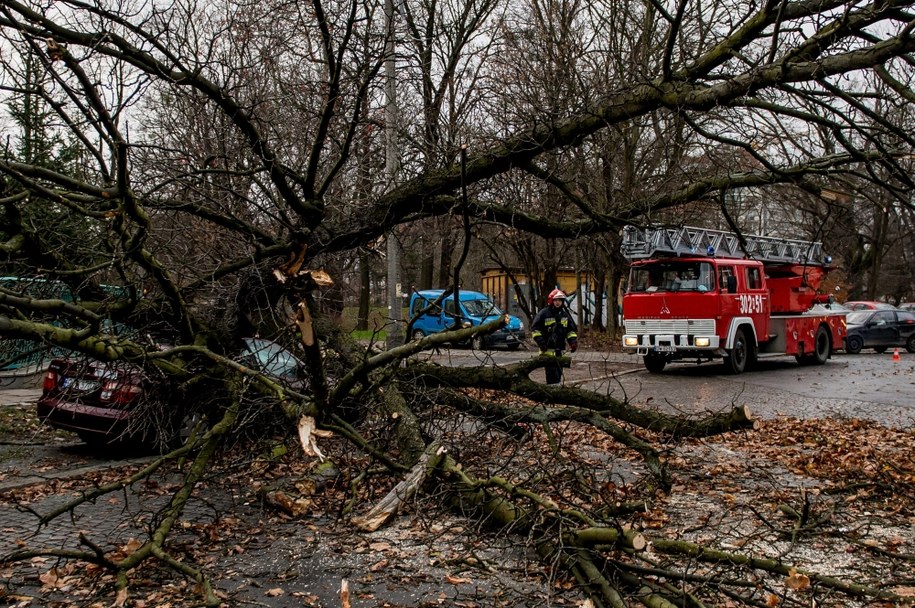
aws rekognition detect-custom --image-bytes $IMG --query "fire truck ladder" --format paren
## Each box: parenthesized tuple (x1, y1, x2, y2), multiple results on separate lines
(621, 225, 826, 265)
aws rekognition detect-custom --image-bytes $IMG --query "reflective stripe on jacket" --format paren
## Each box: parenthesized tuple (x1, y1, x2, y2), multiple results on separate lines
(531, 305, 578, 350)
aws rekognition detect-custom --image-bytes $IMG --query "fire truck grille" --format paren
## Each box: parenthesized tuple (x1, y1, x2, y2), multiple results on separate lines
(624, 319, 716, 336)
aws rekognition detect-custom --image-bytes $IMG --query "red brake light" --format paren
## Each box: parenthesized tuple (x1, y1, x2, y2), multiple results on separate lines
(100, 381, 142, 405)
(42, 370, 58, 392)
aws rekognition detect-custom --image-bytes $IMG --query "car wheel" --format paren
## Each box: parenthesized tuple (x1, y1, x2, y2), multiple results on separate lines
(411, 329, 426, 341)
(845, 335, 863, 354)
(173, 411, 205, 448)
(873, 346, 888, 354)
(472, 335, 485, 350)
(811, 325, 830, 364)
(643, 354, 666, 373)
(907, 335, 915, 354)
(724, 328, 753, 374)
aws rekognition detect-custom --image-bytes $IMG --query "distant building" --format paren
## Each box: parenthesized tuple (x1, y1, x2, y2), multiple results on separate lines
(480, 267, 607, 325)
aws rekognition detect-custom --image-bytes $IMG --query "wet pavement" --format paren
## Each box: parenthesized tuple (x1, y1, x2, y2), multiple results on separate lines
(1, 348, 913, 606)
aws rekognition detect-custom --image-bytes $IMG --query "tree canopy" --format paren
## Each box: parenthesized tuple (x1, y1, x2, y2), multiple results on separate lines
(1, 0, 915, 605)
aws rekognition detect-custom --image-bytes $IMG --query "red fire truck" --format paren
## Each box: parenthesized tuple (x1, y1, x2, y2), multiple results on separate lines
(620, 225, 847, 374)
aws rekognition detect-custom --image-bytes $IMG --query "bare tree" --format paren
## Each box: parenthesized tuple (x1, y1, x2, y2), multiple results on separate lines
(2, 0, 915, 605)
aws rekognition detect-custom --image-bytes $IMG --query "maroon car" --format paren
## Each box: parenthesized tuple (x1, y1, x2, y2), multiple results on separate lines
(36, 338, 305, 448)
(843, 300, 897, 311)
(37, 358, 151, 446)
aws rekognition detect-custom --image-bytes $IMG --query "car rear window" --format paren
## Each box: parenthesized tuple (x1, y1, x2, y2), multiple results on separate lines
(845, 311, 871, 324)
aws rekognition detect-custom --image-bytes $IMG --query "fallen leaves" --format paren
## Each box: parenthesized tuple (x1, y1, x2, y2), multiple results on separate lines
(785, 568, 811, 592)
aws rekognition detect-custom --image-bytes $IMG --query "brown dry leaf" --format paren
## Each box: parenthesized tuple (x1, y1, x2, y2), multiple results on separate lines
(369, 559, 388, 572)
(893, 586, 915, 597)
(785, 568, 810, 591)
(39, 568, 60, 588)
(369, 542, 391, 551)
(765, 593, 780, 606)
(113, 587, 129, 607)
(445, 574, 472, 585)
(265, 588, 284, 597)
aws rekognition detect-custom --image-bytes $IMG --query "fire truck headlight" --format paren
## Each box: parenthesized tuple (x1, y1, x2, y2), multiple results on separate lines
(695, 337, 710, 347)
(624, 336, 639, 347)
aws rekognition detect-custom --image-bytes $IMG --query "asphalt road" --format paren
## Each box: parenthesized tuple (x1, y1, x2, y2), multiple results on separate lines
(425, 346, 915, 428)
(2, 347, 912, 492)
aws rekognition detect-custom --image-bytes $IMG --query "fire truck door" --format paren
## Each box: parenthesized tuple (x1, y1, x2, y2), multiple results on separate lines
(741, 265, 769, 341)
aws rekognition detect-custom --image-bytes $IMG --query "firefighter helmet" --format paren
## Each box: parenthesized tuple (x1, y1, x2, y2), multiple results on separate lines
(547, 288, 567, 304)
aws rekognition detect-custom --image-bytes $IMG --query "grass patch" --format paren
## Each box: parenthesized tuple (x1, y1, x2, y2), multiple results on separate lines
(351, 329, 388, 341)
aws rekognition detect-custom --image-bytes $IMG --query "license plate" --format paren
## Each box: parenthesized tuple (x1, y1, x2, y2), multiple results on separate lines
(654, 345, 676, 353)
(61, 377, 100, 391)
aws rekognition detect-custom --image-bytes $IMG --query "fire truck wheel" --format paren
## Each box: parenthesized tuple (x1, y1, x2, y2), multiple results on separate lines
(724, 328, 753, 374)
(844, 335, 863, 354)
(811, 325, 831, 364)
(643, 354, 667, 373)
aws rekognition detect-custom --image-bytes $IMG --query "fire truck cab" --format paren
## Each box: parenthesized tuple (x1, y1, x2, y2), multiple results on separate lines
(620, 226, 847, 374)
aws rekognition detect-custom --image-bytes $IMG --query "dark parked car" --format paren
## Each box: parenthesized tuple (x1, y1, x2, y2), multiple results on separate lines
(37, 338, 305, 448)
(843, 300, 898, 311)
(843, 310, 915, 354)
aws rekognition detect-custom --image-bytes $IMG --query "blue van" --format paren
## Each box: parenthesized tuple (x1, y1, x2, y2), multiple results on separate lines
(408, 289, 526, 350)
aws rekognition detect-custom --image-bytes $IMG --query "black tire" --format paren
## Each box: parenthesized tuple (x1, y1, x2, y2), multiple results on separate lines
(472, 335, 485, 350)
(411, 329, 426, 341)
(506, 343, 521, 351)
(724, 327, 753, 374)
(643, 354, 666, 373)
(845, 335, 863, 354)
(810, 325, 830, 365)
(906, 335, 915, 354)
(873, 346, 888, 354)
(172, 411, 205, 448)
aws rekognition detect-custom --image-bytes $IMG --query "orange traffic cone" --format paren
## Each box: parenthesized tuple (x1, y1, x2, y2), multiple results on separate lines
(892, 347, 901, 362)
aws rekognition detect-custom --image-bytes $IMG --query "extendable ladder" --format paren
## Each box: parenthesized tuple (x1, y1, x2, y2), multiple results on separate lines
(621, 225, 825, 265)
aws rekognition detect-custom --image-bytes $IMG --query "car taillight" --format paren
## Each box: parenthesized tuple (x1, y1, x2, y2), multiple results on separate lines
(100, 381, 142, 405)
(42, 370, 58, 393)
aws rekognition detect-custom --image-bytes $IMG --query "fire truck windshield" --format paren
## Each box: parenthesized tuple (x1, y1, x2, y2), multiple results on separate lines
(629, 261, 715, 293)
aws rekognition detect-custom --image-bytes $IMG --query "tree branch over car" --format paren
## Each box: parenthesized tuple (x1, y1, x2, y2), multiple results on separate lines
(1, 0, 914, 605)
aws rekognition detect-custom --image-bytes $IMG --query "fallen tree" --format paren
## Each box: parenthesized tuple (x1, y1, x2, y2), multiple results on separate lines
(1, 0, 915, 604)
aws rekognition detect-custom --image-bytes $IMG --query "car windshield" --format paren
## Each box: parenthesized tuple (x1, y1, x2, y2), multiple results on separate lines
(463, 299, 500, 317)
(845, 311, 873, 325)
(243, 339, 303, 379)
(628, 261, 715, 293)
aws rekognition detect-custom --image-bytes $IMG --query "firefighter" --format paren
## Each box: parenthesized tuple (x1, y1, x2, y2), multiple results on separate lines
(531, 288, 579, 384)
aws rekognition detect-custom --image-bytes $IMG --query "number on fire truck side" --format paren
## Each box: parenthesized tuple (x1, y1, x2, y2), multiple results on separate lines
(739, 294, 764, 314)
